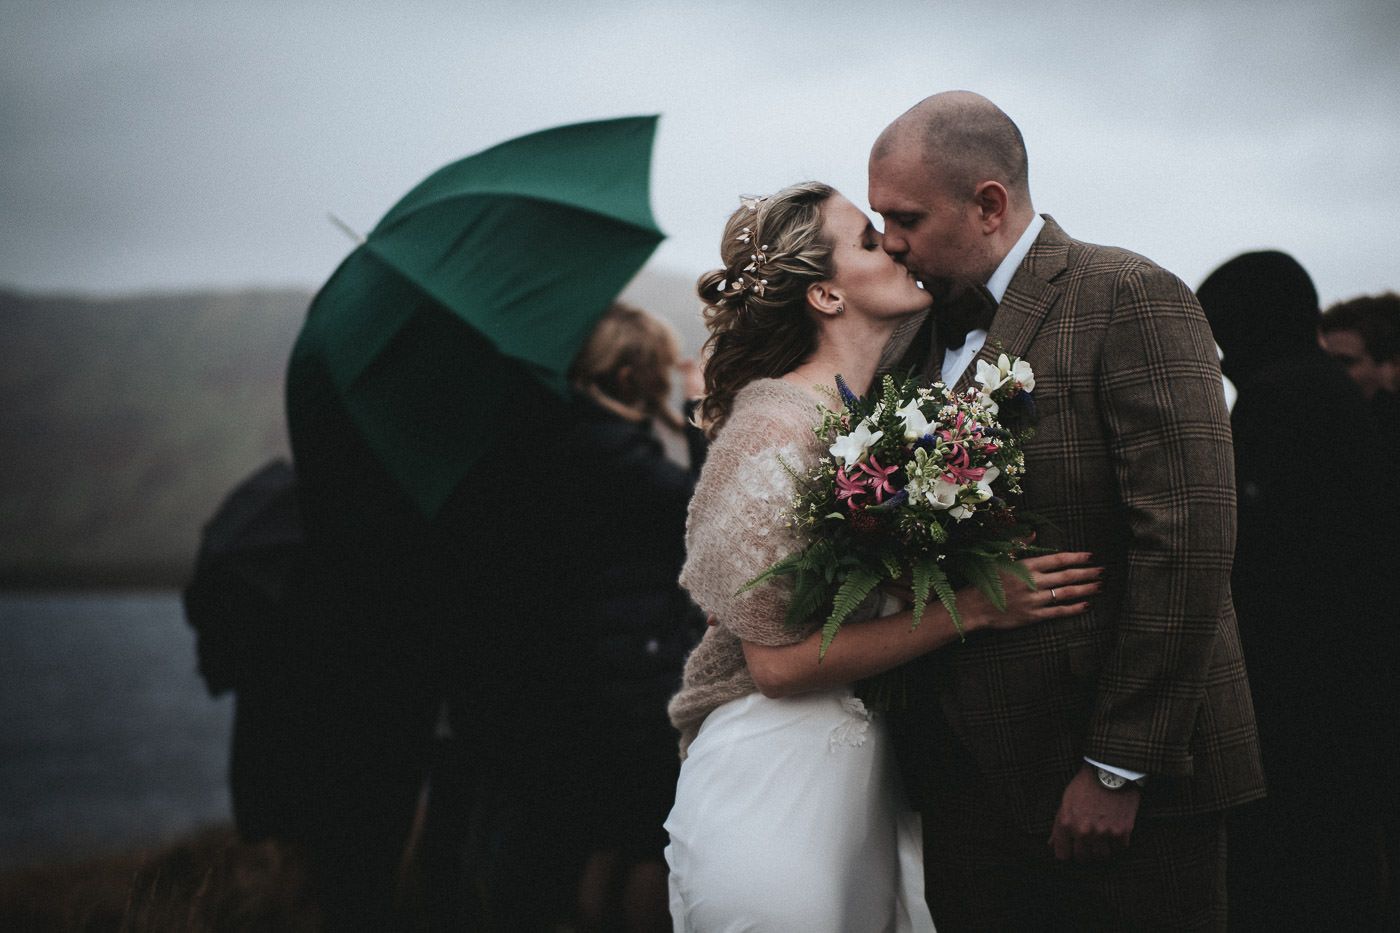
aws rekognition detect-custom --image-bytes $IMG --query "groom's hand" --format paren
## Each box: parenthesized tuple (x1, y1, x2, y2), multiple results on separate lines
(1048, 764, 1140, 861)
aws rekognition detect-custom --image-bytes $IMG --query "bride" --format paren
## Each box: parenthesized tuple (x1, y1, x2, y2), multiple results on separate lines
(664, 182, 1100, 932)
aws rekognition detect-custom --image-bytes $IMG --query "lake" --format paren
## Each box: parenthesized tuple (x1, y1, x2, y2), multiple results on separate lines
(0, 591, 232, 870)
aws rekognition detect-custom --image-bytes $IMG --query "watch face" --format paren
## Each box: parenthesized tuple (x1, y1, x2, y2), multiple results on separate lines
(1095, 767, 1129, 789)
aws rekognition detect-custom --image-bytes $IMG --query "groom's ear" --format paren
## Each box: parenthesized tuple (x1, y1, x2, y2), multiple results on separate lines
(806, 281, 842, 318)
(972, 181, 1009, 233)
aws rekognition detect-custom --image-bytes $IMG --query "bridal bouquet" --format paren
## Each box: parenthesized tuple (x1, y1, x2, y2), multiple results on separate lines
(743, 354, 1041, 658)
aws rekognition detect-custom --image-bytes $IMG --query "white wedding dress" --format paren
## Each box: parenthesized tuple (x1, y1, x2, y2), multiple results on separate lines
(664, 685, 936, 933)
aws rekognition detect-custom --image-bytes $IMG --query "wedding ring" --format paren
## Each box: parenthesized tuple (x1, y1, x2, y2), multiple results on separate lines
(1050, 587, 1060, 602)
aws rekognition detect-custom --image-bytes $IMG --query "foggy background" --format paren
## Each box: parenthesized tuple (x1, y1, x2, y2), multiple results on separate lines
(4, 0, 1398, 303)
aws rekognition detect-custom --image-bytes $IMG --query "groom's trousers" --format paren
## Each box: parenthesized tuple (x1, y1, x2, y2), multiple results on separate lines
(919, 778, 1226, 933)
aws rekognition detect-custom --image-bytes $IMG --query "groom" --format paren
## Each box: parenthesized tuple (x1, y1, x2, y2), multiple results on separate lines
(870, 92, 1265, 929)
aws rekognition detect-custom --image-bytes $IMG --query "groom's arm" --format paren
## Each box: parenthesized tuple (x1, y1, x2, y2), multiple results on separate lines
(1083, 261, 1236, 777)
(1050, 260, 1235, 861)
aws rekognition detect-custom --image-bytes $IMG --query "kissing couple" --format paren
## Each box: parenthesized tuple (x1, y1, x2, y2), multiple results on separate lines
(663, 91, 1265, 932)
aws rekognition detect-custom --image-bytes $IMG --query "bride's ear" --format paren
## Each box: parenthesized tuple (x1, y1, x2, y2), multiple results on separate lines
(806, 281, 844, 319)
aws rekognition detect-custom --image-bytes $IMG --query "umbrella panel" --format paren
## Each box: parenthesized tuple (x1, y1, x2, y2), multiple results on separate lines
(359, 196, 662, 382)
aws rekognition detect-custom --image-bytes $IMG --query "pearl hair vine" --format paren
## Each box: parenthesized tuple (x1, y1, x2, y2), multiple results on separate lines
(730, 194, 772, 297)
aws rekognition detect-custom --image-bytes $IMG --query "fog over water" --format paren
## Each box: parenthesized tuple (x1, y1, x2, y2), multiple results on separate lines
(2, 0, 1397, 303)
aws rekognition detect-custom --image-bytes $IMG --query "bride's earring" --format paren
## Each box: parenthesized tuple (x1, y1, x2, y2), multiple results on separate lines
(835, 304, 844, 315)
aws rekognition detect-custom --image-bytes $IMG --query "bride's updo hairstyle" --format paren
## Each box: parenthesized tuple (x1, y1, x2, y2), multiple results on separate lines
(696, 181, 836, 438)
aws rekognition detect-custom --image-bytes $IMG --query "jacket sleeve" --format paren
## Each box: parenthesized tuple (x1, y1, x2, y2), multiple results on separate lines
(1083, 263, 1237, 776)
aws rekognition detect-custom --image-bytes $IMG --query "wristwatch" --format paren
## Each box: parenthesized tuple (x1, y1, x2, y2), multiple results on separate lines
(1094, 766, 1146, 791)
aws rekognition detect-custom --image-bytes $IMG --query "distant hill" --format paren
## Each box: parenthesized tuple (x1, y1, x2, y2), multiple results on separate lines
(0, 267, 705, 587)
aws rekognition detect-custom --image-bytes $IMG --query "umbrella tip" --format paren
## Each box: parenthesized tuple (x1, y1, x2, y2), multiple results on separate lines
(326, 212, 366, 245)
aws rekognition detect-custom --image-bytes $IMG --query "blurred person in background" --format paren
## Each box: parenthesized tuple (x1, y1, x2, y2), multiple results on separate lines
(1319, 289, 1400, 929)
(1318, 292, 1400, 401)
(1198, 252, 1399, 929)
(448, 302, 707, 933)
(1320, 292, 1400, 465)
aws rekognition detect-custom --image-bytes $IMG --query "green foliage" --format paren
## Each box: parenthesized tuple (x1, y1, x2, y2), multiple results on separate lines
(738, 550, 806, 594)
(784, 573, 830, 630)
(819, 567, 882, 658)
(960, 556, 1007, 612)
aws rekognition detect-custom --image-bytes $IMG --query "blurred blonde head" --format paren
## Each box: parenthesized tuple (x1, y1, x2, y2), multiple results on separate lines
(570, 301, 683, 429)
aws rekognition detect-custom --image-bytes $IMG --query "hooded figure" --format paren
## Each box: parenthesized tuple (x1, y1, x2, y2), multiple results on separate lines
(1197, 250, 1396, 929)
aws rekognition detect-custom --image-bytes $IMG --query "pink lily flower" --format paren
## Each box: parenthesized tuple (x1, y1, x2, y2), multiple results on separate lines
(943, 464, 987, 485)
(856, 455, 899, 504)
(835, 466, 868, 509)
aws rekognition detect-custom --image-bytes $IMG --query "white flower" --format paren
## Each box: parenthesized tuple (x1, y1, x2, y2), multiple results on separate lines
(975, 353, 1037, 395)
(976, 391, 1000, 417)
(974, 356, 1011, 394)
(921, 477, 962, 512)
(895, 398, 934, 442)
(828, 420, 883, 467)
(971, 465, 1000, 502)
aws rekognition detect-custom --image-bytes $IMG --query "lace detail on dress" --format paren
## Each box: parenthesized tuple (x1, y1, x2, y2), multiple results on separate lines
(828, 696, 871, 751)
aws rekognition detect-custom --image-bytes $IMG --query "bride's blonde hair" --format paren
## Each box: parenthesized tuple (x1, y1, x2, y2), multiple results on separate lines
(695, 181, 835, 438)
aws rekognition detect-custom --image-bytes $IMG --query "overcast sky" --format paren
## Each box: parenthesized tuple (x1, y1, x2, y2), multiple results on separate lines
(3, 0, 1397, 305)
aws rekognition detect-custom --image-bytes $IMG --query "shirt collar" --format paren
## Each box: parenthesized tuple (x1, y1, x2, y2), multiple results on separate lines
(984, 213, 1044, 304)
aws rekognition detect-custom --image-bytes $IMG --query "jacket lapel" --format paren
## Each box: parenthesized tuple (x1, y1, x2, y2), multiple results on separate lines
(953, 215, 1070, 394)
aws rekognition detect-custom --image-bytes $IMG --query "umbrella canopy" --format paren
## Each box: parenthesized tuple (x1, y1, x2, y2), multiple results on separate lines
(289, 115, 665, 516)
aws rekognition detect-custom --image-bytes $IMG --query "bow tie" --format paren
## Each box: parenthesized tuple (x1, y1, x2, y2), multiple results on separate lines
(935, 285, 999, 350)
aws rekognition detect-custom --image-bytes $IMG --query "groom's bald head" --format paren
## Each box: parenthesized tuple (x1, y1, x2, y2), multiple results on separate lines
(872, 91, 1030, 203)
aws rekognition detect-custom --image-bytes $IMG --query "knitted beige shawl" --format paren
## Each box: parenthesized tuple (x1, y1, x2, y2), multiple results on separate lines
(667, 378, 828, 756)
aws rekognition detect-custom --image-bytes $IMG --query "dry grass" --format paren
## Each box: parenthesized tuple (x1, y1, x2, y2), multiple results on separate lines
(0, 825, 321, 932)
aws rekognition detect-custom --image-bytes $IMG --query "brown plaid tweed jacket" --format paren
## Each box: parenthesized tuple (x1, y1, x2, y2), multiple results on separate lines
(879, 217, 1266, 833)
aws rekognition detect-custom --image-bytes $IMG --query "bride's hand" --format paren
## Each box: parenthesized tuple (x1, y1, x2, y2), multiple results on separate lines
(962, 551, 1102, 633)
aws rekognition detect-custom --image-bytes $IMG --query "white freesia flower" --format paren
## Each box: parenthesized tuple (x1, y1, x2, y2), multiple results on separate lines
(1011, 358, 1035, 391)
(829, 420, 883, 467)
(976, 353, 1037, 395)
(976, 391, 1000, 417)
(974, 356, 1011, 394)
(971, 465, 1000, 502)
(922, 478, 961, 513)
(895, 399, 934, 442)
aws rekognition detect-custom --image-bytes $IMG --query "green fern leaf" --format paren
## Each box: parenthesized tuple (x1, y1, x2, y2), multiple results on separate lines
(818, 568, 882, 658)
(784, 573, 831, 629)
(998, 554, 1035, 591)
(961, 556, 1007, 611)
(909, 557, 935, 627)
(737, 550, 805, 594)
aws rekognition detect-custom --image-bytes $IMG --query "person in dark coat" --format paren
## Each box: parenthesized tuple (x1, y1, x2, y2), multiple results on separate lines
(1318, 290, 1400, 929)
(284, 303, 502, 930)
(1197, 251, 1398, 929)
(445, 302, 706, 933)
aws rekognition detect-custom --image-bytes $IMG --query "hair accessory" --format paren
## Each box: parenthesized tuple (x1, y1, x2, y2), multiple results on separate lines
(739, 195, 768, 213)
(739, 276, 768, 297)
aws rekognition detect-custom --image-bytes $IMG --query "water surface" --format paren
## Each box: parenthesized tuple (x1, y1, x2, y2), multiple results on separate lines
(0, 591, 232, 869)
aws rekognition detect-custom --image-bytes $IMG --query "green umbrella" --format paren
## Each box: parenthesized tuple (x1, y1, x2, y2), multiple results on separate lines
(288, 115, 666, 516)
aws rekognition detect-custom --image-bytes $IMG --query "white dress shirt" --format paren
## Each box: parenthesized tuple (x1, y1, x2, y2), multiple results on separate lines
(939, 213, 1044, 385)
